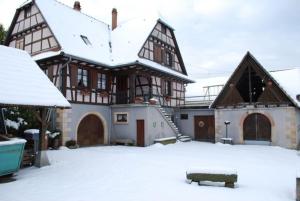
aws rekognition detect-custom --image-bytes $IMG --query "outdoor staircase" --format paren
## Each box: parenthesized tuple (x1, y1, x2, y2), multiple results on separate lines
(157, 106, 192, 142)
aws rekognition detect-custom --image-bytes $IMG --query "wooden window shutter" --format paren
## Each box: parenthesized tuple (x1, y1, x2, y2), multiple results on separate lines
(161, 49, 165, 65)
(91, 69, 98, 89)
(154, 44, 162, 63)
(48, 66, 53, 81)
(170, 81, 173, 96)
(107, 74, 112, 90)
(161, 78, 165, 95)
(172, 54, 175, 67)
(70, 64, 78, 87)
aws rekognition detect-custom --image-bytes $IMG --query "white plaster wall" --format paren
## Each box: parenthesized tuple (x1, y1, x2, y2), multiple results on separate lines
(68, 103, 111, 144)
(215, 106, 298, 149)
(111, 105, 176, 146)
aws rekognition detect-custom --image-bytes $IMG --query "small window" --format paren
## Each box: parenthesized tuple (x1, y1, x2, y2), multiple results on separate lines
(25, 6, 31, 18)
(180, 114, 188, 120)
(16, 38, 24, 50)
(80, 35, 92, 45)
(165, 51, 172, 67)
(77, 68, 88, 88)
(114, 112, 129, 124)
(164, 80, 172, 96)
(161, 25, 166, 34)
(97, 73, 107, 90)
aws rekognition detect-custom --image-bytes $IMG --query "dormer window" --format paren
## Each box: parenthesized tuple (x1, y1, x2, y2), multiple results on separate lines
(80, 35, 92, 45)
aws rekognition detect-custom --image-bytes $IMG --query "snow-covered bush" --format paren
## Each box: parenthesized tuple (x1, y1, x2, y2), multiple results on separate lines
(3, 107, 40, 137)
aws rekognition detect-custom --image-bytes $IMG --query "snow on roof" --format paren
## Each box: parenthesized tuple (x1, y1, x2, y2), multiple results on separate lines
(32, 0, 189, 80)
(111, 16, 157, 65)
(186, 67, 300, 108)
(270, 68, 300, 107)
(35, 0, 112, 65)
(0, 45, 70, 108)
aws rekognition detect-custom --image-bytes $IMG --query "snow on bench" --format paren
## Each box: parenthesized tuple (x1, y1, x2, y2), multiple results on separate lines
(154, 137, 177, 145)
(220, 137, 233, 144)
(186, 167, 238, 188)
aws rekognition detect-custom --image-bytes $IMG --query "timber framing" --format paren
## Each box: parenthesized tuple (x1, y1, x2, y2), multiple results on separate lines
(211, 52, 295, 109)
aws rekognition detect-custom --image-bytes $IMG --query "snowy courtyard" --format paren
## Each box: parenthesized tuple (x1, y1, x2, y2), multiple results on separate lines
(1, 141, 299, 201)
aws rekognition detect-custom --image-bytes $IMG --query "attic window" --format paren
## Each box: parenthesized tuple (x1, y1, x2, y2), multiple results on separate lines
(80, 35, 92, 45)
(161, 24, 166, 34)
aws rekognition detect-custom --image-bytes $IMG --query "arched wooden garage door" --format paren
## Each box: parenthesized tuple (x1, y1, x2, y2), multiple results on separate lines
(243, 113, 271, 141)
(77, 114, 104, 146)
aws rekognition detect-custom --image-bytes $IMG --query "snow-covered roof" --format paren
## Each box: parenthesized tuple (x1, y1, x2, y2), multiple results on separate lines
(35, 0, 112, 65)
(185, 67, 300, 108)
(111, 16, 157, 65)
(0, 45, 70, 108)
(31, 0, 190, 81)
(270, 68, 300, 107)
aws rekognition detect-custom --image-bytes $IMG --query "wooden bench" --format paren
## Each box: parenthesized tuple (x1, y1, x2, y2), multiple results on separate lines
(114, 139, 135, 146)
(186, 168, 238, 188)
(220, 137, 233, 144)
(154, 137, 177, 145)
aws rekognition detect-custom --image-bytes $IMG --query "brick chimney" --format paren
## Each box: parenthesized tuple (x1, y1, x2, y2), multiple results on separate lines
(112, 8, 118, 30)
(73, 1, 81, 11)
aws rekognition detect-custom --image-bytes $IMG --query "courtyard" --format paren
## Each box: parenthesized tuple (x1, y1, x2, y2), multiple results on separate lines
(0, 141, 299, 201)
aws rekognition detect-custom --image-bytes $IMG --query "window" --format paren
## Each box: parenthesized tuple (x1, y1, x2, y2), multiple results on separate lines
(25, 6, 31, 18)
(164, 80, 172, 96)
(16, 38, 24, 50)
(77, 68, 88, 88)
(80, 35, 92, 45)
(165, 51, 172, 67)
(97, 73, 107, 90)
(161, 25, 166, 34)
(114, 112, 129, 124)
(180, 114, 188, 120)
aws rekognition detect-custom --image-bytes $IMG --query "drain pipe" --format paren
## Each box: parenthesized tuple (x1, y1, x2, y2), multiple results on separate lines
(59, 56, 72, 92)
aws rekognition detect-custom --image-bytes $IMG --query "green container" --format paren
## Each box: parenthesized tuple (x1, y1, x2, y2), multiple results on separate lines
(0, 136, 26, 176)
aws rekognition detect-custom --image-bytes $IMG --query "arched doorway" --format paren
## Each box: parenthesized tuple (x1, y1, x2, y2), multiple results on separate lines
(77, 114, 104, 146)
(243, 113, 271, 141)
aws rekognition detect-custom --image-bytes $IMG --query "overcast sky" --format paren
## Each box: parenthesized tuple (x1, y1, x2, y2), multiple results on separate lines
(0, 0, 299, 79)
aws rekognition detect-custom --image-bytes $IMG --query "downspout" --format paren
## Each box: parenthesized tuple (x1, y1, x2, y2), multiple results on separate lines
(59, 56, 72, 92)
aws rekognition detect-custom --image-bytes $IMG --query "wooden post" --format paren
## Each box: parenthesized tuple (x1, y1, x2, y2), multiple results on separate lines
(297, 178, 300, 201)
(129, 74, 136, 103)
(34, 108, 51, 167)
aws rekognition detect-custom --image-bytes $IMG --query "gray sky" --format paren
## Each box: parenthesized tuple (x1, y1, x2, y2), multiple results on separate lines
(0, 0, 300, 79)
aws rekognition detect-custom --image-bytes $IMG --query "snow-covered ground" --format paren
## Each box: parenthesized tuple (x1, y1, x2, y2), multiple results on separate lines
(1, 141, 299, 201)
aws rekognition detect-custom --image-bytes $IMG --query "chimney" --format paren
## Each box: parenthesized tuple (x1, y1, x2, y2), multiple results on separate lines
(112, 8, 118, 30)
(73, 1, 81, 11)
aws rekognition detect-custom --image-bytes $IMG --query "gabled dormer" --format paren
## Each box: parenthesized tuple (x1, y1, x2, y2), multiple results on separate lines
(138, 20, 187, 75)
(5, 1, 60, 56)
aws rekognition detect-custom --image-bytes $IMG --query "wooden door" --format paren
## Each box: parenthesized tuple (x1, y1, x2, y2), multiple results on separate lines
(136, 120, 145, 147)
(194, 116, 215, 142)
(243, 113, 271, 141)
(116, 75, 128, 104)
(77, 114, 104, 146)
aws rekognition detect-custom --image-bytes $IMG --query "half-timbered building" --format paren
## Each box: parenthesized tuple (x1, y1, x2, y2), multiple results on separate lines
(5, 0, 193, 146)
